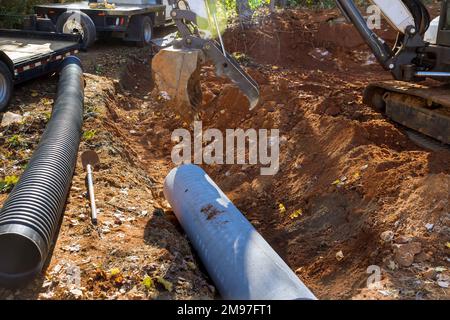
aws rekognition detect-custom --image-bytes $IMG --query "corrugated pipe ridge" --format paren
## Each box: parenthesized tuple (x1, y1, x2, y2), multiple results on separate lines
(0, 57, 84, 287)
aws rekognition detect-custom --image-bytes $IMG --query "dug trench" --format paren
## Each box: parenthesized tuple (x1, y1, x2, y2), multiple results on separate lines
(0, 9, 449, 300)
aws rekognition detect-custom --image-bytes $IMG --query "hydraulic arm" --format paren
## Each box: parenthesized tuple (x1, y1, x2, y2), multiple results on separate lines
(334, 0, 450, 81)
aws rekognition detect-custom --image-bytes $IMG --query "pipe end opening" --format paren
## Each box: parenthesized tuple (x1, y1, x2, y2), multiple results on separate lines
(0, 233, 43, 285)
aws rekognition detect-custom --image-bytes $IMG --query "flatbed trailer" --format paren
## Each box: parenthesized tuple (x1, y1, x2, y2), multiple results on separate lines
(0, 29, 81, 110)
(34, 1, 171, 49)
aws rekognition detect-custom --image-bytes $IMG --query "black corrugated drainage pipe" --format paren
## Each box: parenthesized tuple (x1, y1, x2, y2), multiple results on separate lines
(0, 56, 84, 287)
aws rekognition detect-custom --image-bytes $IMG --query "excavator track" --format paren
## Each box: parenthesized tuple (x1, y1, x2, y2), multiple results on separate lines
(364, 80, 450, 145)
(405, 129, 450, 152)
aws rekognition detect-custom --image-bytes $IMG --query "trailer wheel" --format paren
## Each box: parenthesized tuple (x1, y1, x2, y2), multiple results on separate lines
(136, 16, 153, 47)
(0, 61, 13, 112)
(56, 11, 96, 50)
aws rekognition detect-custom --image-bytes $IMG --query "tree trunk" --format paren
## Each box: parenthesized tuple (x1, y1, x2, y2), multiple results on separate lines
(270, 0, 276, 12)
(236, 0, 253, 22)
(278, 0, 288, 8)
(270, 0, 288, 12)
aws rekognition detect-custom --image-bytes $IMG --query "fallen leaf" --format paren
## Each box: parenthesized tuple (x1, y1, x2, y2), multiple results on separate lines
(41, 98, 53, 106)
(142, 276, 154, 290)
(336, 250, 344, 261)
(157, 277, 173, 292)
(387, 260, 397, 271)
(378, 290, 392, 297)
(0, 175, 19, 192)
(94, 268, 107, 281)
(109, 268, 121, 277)
(101, 226, 111, 234)
(380, 231, 394, 243)
(108, 268, 124, 286)
(63, 244, 80, 253)
(278, 203, 286, 215)
(290, 209, 303, 219)
(70, 288, 83, 298)
(435, 267, 447, 273)
(113, 274, 124, 286)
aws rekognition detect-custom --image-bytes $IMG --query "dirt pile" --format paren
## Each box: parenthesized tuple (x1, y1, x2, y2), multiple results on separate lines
(223, 9, 396, 72)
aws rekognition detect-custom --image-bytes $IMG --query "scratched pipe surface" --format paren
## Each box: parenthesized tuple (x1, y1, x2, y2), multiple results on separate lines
(164, 164, 317, 300)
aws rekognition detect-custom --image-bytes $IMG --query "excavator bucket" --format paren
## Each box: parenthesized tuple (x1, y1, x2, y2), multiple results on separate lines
(151, 0, 260, 122)
(152, 46, 205, 122)
(152, 43, 259, 122)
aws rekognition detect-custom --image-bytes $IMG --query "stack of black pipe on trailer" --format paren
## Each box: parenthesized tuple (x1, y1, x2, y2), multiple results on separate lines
(0, 57, 84, 287)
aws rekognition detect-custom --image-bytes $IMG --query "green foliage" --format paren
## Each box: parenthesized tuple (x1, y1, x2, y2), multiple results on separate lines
(83, 129, 96, 141)
(0, 0, 59, 23)
(248, 0, 271, 10)
(94, 64, 103, 75)
(224, 0, 371, 11)
(43, 111, 52, 122)
(232, 51, 251, 64)
(0, 0, 60, 15)
(142, 276, 154, 290)
(224, 0, 270, 12)
(6, 134, 26, 148)
(0, 0, 61, 28)
(0, 175, 19, 193)
(156, 277, 173, 292)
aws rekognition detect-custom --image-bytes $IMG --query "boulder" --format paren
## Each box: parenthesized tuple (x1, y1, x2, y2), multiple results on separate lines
(393, 242, 422, 267)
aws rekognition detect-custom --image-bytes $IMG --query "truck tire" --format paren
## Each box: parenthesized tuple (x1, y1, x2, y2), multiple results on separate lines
(136, 16, 153, 47)
(0, 61, 13, 112)
(56, 11, 96, 50)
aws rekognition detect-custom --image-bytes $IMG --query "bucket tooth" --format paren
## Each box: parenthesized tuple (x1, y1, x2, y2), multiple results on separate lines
(203, 41, 260, 110)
